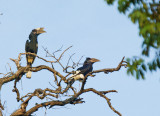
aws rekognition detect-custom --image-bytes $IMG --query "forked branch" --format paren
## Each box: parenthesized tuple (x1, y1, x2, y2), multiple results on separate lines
(92, 57, 127, 74)
(0, 49, 127, 116)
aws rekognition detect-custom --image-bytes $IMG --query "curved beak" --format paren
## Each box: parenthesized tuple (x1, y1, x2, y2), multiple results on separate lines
(36, 27, 46, 34)
(90, 58, 100, 63)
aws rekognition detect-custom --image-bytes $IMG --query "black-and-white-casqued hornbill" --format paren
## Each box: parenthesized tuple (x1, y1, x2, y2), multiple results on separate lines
(25, 28, 46, 78)
(67, 57, 100, 87)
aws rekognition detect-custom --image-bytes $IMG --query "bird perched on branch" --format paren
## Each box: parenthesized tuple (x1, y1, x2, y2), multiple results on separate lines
(25, 28, 46, 78)
(67, 57, 100, 87)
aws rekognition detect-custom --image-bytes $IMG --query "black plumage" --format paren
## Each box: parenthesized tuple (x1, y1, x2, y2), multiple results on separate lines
(67, 57, 100, 87)
(25, 28, 46, 78)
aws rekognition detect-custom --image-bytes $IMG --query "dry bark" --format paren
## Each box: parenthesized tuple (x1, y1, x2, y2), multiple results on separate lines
(0, 49, 127, 116)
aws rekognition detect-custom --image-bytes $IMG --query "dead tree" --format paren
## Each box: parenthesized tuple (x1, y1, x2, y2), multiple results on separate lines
(0, 46, 127, 116)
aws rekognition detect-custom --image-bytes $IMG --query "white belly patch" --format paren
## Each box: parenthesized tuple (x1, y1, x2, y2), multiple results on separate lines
(70, 71, 84, 81)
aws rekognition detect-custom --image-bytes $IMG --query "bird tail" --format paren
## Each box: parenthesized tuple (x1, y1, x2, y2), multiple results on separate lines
(26, 55, 33, 79)
(67, 78, 75, 88)
(26, 71, 32, 79)
(26, 54, 35, 66)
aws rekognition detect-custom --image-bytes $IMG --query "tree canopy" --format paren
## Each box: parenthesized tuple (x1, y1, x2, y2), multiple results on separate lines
(105, 0, 160, 79)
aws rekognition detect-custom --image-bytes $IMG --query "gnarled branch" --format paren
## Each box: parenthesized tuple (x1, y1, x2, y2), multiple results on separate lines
(0, 50, 127, 116)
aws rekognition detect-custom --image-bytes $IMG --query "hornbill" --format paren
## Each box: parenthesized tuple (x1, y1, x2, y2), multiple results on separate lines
(67, 57, 100, 87)
(25, 28, 46, 78)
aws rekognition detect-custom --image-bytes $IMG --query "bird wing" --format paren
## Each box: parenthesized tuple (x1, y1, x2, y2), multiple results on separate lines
(25, 40, 36, 66)
(25, 40, 30, 52)
(35, 43, 38, 54)
(77, 65, 92, 75)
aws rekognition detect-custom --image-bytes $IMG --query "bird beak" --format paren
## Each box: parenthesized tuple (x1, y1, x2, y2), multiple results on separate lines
(90, 58, 100, 63)
(36, 27, 46, 34)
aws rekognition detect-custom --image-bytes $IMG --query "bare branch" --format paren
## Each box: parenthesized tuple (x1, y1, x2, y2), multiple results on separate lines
(12, 79, 21, 102)
(2, 50, 125, 116)
(30, 65, 66, 82)
(18, 53, 56, 63)
(52, 45, 63, 55)
(43, 47, 65, 69)
(92, 57, 127, 74)
(57, 46, 72, 62)
(82, 88, 121, 116)
(76, 55, 84, 66)
(64, 53, 76, 72)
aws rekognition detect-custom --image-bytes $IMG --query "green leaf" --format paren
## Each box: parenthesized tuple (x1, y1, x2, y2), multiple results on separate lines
(105, 0, 115, 5)
(139, 70, 145, 79)
(157, 58, 160, 68)
(118, 0, 130, 13)
(141, 64, 147, 71)
(136, 71, 140, 80)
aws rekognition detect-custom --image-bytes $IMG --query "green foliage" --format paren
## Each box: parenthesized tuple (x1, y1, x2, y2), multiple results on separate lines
(105, 0, 160, 79)
(118, 0, 130, 13)
(117, 0, 143, 13)
(105, 0, 115, 5)
(148, 56, 160, 71)
(127, 57, 146, 79)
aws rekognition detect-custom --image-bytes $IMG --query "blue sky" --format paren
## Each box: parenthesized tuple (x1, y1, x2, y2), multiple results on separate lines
(0, 0, 160, 116)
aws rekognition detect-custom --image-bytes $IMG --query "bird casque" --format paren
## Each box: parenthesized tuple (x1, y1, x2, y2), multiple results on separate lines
(25, 28, 46, 78)
(67, 57, 100, 87)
